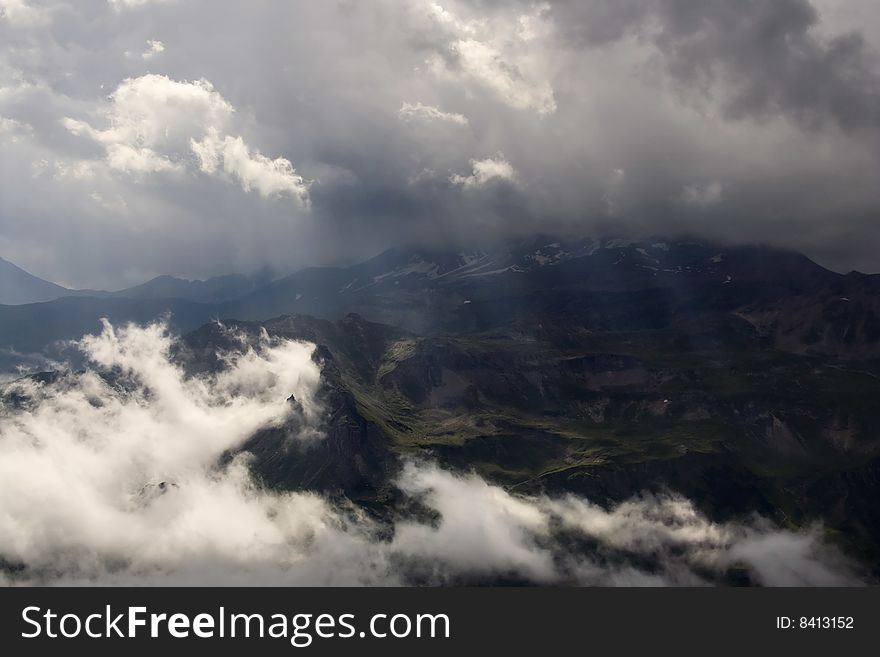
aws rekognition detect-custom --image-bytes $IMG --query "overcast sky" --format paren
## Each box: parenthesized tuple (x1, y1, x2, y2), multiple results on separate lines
(1, 0, 879, 288)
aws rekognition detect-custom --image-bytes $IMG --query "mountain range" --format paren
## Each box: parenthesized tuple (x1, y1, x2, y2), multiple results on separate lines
(0, 256, 72, 305)
(0, 257, 273, 307)
(2, 236, 879, 372)
(3, 236, 880, 578)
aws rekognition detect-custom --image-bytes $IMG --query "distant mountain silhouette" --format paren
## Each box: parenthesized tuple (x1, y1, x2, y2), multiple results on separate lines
(1, 236, 879, 373)
(0, 256, 71, 305)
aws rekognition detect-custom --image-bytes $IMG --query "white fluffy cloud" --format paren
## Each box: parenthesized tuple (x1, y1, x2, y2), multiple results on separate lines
(398, 101, 469, 126)
(63, 74, 310, 204)
(62, 75, 232, 174)
(191, 128, 311, 206)
(391, 463, 861, 586)
(450, 155, 518, 188)
(543, 494, 853, 586)
(0, 320, 329, 584)
(392, 462, 558, 581)
(0, 320, 861, 585)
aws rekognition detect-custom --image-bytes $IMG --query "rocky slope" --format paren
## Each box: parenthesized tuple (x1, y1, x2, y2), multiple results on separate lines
(166, 310, 880, 572)
(2, 236, 879, 574)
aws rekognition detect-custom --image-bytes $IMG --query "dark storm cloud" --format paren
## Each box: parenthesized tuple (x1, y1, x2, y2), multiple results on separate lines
(486, 0, 880, 131)
(0, 0, 879, 287)
(628, 0, 880, 132)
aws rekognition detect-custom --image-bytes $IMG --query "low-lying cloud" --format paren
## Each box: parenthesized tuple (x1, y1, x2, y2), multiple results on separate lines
(0, 321, 864, 586)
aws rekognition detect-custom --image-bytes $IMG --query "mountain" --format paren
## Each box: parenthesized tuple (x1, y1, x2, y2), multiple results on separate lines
(172, 310, 880, 575)
(1, 236, 878, 374)
(738, 271, 880, 358)
(109, 269, 275, 304)
(222, 236, 853, 344)
(0, 255, 276, 307)
(0, 295, 216, 372)
(0, 256, 72, 305)
(2, 237, 880, 576)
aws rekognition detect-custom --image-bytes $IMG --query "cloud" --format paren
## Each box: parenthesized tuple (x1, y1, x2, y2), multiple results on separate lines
(553, 0, 880, 133)
(62, 74, 232, 174)
(450, 154, 517, 188)
(108, 0, 172, 9)
(653, 0, 880, 133)
(0, 320, 330, 584)
(0, 0, 48, 26)
(420, 1, 557, 115)
(2, 0, 880, 286)
(393, 463, 861, 586)
(63, 74, 310, 204)
(392, 461, 557, 581)
(0, 114, 30, 141)
(142, 39, 165, 60)
(681, 180, 724, 207)
(191, 128, 311, 205)
(541, 492, 855, 586)
(52, 159, 96, 181)
(88, 190, 129, 212)
(398, 101, 469, 125)
(0, 320, 863, 585)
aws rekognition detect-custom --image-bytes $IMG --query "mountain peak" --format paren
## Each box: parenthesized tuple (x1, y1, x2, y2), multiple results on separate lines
(0, 256, 71, 305)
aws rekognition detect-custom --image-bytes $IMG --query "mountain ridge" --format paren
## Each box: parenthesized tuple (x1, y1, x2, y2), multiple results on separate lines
(1, 236, 878, 372)
(3, 239, 880, 574)
(0, 256, 71, 305)
(0, 257, 276, 306)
